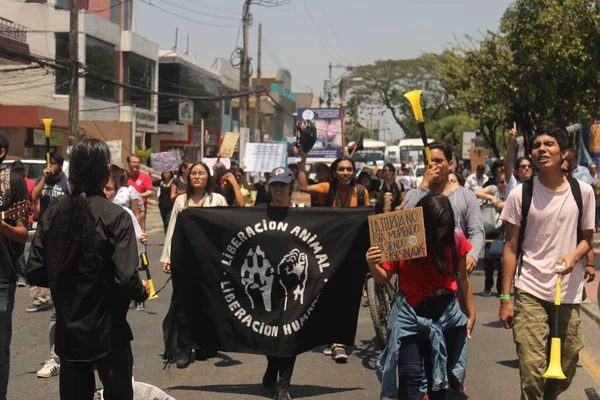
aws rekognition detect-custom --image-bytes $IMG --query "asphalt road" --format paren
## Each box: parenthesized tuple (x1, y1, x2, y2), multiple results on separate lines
(7, 230, 600, 399)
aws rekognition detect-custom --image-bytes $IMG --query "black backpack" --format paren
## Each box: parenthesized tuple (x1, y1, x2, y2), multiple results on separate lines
(326, 184, 366, 207)
(516, 176, 583, 276)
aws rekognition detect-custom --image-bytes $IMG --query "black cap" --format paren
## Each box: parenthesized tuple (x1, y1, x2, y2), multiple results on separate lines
(11, 160, 24, 170)
(268, 167, 294, 185)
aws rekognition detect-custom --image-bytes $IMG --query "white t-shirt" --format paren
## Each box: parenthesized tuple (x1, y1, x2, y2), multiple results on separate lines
(505, 175, 518, 198)
(500, 177, 595, 303)
(113, 186, 139, 209)
(465, 173, 489, 192)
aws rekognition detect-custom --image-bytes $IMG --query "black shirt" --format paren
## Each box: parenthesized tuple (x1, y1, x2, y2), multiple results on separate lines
(27, 194, 147, 361)
(0, 170, 29, 282)
(380, 181, 404, 210)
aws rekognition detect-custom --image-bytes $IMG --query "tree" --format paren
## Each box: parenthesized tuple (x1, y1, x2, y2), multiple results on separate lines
(426, 113, 479, 159)
(348, 55, 456, 138)
(500, 0, 600, 142)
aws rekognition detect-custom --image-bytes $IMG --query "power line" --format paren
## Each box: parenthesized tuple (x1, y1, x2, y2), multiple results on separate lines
(153, 0, 240, 20)
(139, 0, 240, 28)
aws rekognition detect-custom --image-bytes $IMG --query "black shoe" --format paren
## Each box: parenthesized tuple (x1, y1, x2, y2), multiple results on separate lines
(482, 289, 492, 297)
(195, 348, 217, 361)
(275, 387, 292, 400)
(176, 349, 192, 369)
(262, 368, 277, 388)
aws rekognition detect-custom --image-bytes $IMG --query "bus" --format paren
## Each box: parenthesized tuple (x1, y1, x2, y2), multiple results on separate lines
(347, 139, 386, 166)
(398, 138, 434, 164)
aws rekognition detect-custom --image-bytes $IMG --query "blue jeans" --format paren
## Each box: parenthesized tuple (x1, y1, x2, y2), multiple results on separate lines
(0, 280, 15, 400)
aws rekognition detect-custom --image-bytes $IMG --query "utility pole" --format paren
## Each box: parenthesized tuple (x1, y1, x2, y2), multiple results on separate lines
(327, 62, 332, 107)
(254, 23, 262, 142)
(239, 0, 251, 132)
(68, 0, 79, 143)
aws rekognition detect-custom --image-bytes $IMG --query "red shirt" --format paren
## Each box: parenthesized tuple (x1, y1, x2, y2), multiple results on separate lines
(128, 171, 152, 206)
(381, 230, 472, 308)
(24, 177, 35, 224)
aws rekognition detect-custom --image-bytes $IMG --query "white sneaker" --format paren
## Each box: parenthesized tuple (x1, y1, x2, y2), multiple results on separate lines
(37, 358, 60, 378)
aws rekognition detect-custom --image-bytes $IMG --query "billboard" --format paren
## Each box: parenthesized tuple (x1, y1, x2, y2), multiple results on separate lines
(297, 108, 342, 159)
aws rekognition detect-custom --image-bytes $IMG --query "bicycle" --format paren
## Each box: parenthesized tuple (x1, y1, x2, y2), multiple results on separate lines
(365, 272, 397, 350)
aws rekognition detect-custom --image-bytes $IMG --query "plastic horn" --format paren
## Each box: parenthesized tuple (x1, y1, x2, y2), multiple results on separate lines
(543, 273, 566, 380)
(141, 246, 158, 300)
(403, 90, 432, 164)
(42, 118, 53, 167)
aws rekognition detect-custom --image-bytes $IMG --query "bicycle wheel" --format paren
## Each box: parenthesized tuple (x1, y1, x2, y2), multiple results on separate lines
(366, 277, 395, 350)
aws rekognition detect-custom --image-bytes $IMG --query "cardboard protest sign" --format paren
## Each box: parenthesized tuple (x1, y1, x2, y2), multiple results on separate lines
(218, 132, 240, 158)
(202, 157, 231, 171)
(150, 151, 181, 173)
(470, 148, 487, 172)
(368, 207, 427, 263)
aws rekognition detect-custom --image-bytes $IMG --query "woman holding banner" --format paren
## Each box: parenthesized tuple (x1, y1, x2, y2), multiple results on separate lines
(256, 166, 298, 400)
(365, 193, 476, 400)
(296, 148, 369, 363)
(161, 161, 227, 368)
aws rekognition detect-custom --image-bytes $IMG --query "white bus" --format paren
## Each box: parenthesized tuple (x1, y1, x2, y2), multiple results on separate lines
(398, 138, 434, 164)
(347, 139, 386, 166)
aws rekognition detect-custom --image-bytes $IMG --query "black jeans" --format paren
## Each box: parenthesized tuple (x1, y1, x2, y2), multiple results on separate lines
(59, 342, 134, 400)
(397, 294, 458, 400)
(484, 257, 502, 293)
(0, 281, 15, 400)
(265, 356, 297, 390)
(159, 208, 171, 233)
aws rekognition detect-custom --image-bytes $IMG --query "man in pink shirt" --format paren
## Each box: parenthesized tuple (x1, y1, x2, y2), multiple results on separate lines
(127, 154, 153, 229)
(499, 126, 595, 399)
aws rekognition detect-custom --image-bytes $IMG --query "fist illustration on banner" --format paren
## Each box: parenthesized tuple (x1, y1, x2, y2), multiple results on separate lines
(277, 249, 309, 311)
(241, 246, 275, 312)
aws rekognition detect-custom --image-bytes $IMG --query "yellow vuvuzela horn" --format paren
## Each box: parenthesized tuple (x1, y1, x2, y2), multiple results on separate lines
(543, 272, 566, 380)
(42, 118, 53, 167)
(403, 90, 431, 164)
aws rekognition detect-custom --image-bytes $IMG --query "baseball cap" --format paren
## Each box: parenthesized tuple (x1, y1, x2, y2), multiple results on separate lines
(268, 167, 294, 185)
(11, 160, 25, 170)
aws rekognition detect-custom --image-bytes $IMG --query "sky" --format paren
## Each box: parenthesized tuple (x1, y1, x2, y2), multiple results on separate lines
(135, 0, 515, 140)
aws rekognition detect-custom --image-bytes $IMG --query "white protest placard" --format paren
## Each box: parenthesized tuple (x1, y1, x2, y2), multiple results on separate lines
(202, 157, 231, 171)
(243, 143, 287, 172)
(106, 140, 123, 167)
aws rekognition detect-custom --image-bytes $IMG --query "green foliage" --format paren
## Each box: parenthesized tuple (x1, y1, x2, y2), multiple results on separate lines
(135, 147, 152, 163)
(426, 113, 479, 159)
(348, 55, 456, 138)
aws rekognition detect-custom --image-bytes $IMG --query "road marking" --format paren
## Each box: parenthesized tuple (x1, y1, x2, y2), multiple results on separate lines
(581, 350, 600, 386)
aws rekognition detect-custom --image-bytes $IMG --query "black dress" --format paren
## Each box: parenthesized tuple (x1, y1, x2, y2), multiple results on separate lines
(158, 182, 174, 233)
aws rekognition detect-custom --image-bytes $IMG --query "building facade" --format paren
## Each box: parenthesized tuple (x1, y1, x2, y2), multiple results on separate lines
(0, 0, 158, 166)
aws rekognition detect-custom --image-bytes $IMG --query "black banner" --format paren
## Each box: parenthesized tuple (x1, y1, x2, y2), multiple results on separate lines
(170, 206, 372, 357)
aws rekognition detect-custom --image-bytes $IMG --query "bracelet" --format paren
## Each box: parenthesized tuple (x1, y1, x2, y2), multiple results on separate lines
(499, 294, 511, 300)
(586, 264, 595, 267)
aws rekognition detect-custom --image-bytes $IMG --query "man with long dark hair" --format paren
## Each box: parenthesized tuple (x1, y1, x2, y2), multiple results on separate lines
(0, 130, 29, 400)
(27, 138, 149, 399)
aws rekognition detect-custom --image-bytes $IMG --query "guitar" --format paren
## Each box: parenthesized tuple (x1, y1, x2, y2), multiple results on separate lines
(0, 200, 31, 223)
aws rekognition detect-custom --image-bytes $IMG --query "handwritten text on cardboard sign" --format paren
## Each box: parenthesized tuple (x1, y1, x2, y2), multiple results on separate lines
(368, 207, 427, 263)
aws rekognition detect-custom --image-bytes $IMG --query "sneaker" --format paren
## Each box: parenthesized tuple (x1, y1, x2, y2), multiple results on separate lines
(26, 296, 52, 313)
(275, 387, 292, 400)
(37, 358, 60, 378)
(322, 346, 333, 356)
(195, 348, 217, 361)
(175, 349, 192, 369)
(332, 346, 349, 363)
(482, 289, 492, 297)
(16, 277, 27, 287)
(135, 302, 145, 311)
